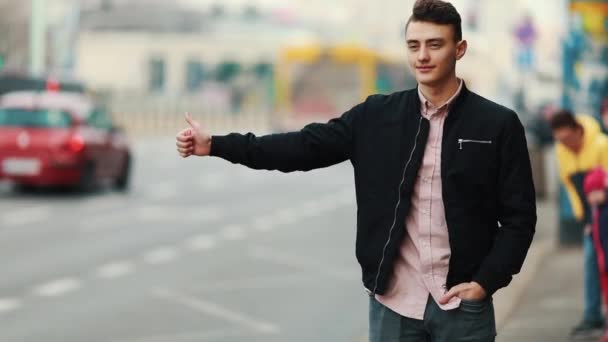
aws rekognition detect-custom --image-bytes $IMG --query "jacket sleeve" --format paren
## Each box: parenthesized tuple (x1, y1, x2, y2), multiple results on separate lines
(473, 111, 537, 296)
(209, 100, 365, 173)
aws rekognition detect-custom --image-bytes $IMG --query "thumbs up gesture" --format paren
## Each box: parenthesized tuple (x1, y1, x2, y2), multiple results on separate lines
(176, 112, 212, 158)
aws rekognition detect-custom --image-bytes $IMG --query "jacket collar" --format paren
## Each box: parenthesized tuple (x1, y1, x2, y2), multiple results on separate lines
(410, 81, 470, 121)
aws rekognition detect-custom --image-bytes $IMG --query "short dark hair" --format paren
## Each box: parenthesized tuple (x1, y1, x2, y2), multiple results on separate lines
(405, 0, 462, 42)
(550, 110, 582, 131)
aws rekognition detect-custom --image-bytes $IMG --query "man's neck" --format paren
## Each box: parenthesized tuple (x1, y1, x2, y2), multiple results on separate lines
(418, 77, 461, 108)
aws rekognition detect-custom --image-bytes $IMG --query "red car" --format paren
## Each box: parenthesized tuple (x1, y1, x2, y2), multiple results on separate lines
(0, 91, 131, 191)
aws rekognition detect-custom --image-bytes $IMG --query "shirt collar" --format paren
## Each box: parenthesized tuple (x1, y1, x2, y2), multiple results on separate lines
(418, 78, 463, 114)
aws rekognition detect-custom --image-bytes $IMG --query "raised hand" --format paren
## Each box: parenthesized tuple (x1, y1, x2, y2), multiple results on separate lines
(175, 112, 212, 158)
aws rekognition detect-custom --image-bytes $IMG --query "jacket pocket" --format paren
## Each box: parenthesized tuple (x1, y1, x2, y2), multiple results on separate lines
(453, 138, 495, 183)
(457, 139, 492, 150)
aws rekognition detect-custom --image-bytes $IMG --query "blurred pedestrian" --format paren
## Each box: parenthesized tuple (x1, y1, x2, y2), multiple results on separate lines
(601, 96, 608, 134)
(584, 168, 608, 342)
(176, 1, 537, 341)
(514, 13, 537, 73)
(528, 102, 558, 148)
(551, 110, 608, 338)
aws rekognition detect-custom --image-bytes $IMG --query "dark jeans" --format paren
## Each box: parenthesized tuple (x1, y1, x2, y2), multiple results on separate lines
(583, 233, 604, 323)
(369, 295, 496, 342)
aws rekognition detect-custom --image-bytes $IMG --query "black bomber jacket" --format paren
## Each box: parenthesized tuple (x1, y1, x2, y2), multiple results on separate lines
(210, 83, 537, 297)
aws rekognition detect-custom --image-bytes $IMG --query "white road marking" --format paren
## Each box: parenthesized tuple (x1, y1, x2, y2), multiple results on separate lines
(107, 329, 262, 342)
(299, 200, 324, 217)
(135, 206, 173, 221)
(147, 181, 178, 200)
(136, 206, 226, 223)
(316, 195, 343, 213)
(337, 188, 354, 205)
(197, 174, 227, 190)
(2, 206, 51, 226)
(184, 207, 226, 224)
(96, 261, 135, 279)
(251, 216, 277, 232)
(143, 247, 180, 265)
(219, 224, 246, 241)
(200, 274, 314, 292)
(81, 206, 225, 233)
(80, 194, 126, 211)
(185, 235, 217, 251)
(0, 298, 21, 314)
(79, 217, 124, 233)
(234, 169, 267, 183)
(152, 288, 279, 334)
(33, 278, 82, 297)
(273, 207, 299, 225)
(249, 246, 357, 280)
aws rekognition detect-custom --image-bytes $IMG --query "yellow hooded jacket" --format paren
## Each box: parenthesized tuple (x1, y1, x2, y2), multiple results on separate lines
(556, 115, 608, 222)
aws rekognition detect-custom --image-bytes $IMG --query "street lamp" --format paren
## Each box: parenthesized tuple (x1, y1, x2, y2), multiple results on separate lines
(29, 0, 46, 76)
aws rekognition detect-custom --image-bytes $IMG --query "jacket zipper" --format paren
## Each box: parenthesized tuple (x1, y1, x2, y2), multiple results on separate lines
(458, 139, 492, 150)
(372, 116, 424, 295)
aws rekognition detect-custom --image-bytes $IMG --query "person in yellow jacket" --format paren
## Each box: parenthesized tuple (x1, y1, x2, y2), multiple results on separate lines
(552, 110, 608, 338)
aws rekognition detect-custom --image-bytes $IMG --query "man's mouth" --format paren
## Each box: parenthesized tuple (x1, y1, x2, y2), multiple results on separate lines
(417, 66, 435, 72)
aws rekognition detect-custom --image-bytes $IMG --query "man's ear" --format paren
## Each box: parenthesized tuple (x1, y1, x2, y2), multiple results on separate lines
(456, 40, 467, 60)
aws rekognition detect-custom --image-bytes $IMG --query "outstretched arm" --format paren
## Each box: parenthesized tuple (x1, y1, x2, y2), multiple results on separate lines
(176, 102, 364, 172)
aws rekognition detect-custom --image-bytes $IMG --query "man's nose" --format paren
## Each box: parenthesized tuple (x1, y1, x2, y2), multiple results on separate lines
(417, 47, 430, 62)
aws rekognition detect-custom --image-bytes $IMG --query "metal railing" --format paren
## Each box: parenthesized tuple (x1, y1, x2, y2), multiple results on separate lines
(109, 95, 273, 136)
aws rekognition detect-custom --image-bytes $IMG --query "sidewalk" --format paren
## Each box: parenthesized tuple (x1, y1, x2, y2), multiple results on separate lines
(496, 198, 591, 342)
(493, 199, 558, 329)
(497, 247, 586, 341)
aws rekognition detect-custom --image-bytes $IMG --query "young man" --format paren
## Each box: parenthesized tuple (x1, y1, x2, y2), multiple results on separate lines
(176, 0, 536, 341)
(551, 110, 608, 338)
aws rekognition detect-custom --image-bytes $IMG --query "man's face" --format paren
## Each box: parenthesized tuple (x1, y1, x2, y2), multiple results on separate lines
(553, 126, 584, 153)
(405, 21, 466, 87)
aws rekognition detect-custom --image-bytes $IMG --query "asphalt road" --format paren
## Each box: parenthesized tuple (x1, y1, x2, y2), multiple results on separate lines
(0, 137, 368, 342)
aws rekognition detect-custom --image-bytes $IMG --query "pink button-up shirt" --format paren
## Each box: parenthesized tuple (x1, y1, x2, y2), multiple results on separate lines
(376, 81, 463, 320)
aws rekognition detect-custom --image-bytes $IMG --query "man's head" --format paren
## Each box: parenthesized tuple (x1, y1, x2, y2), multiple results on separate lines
(404, 0, 467, 87)
(551, 109, 584, 153)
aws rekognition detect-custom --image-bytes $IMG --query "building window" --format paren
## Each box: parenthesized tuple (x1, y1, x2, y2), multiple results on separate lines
(215, 61, 241, 83)
(149, 57, 165, 92)
(185, 60, 205, 92)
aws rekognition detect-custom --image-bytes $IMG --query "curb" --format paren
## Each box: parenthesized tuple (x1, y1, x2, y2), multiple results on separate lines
(494, 237, 556, 330)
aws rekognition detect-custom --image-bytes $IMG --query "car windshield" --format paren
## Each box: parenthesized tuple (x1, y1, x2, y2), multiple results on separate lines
(0, 108, 72, 128)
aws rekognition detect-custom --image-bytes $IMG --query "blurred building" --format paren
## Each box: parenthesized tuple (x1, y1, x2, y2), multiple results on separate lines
(0, 1, 30, 72)
(561, 0, 608, 117)
(74, 0, 316, 95)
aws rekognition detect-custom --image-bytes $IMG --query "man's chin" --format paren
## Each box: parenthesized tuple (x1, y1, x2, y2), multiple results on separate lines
(416, 77, 440, 87)
(416, 73, 452, 88)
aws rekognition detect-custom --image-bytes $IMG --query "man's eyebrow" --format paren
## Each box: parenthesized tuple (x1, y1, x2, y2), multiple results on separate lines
(406, 38, 445, 44)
